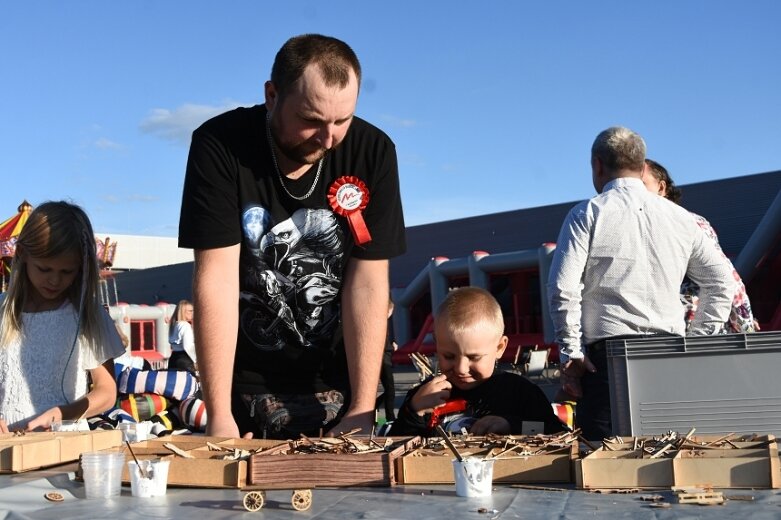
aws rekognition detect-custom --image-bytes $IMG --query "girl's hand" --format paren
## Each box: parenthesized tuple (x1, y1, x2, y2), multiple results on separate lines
(26, 407, 63, 431)
(0, 417, 9, 434)
(470, 415, 511, 435)
(410, 374, 452, 415)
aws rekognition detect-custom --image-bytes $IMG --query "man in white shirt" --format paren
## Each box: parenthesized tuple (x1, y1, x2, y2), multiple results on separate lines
(547, 127, 734, 440)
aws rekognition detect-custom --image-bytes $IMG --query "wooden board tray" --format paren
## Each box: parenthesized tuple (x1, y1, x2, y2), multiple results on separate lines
(396, 433, 577, 484)
(576, 433, 780, 489)
(0, 430, 123, 473)
(114, 435, 286, 489)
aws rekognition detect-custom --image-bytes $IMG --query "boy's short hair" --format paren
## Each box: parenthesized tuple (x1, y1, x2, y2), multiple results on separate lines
(435, 287, 504, 338)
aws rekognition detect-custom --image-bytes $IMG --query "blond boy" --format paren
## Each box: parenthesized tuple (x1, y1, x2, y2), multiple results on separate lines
(389, 287, 565, 436)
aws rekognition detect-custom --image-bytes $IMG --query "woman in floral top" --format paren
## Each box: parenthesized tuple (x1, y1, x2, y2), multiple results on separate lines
(644, 159, 758, 333)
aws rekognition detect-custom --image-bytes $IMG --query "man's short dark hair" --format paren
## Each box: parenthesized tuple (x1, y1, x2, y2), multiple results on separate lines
(271, 34, 362, 100)
(645, 158, 683, 204)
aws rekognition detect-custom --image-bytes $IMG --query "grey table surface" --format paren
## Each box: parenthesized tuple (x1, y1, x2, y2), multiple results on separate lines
(2, 465, 781, 520)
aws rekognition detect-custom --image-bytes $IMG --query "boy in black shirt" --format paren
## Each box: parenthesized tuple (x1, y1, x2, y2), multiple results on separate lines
(390, 287, 566, 436)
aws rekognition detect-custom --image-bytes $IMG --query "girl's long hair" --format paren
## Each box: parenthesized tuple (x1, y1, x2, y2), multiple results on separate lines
(0, 201, 110, 350)
(170, 300, 192, 330)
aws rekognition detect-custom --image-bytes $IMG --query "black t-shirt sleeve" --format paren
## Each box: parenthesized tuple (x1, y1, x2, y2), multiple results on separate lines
(178, 126, 243, 250)
(347, 127, 406, 260)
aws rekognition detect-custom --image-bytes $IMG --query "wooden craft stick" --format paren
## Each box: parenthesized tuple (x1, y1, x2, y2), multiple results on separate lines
(578, 435, 598, 451)
(511, 484, 570, 492)
(704, 433, 735, 447)
(163, 442, 194, 458)
(650, 442, 674, 459)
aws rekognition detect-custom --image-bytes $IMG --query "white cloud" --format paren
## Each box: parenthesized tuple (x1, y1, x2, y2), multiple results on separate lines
(127, 194, 158, 202)
(440, 163, 459, 173)
(140, 101, 244, 145)
(379, 114, 418, 128)
(399, 153, 426, 168)
(94, 137, 123, 150)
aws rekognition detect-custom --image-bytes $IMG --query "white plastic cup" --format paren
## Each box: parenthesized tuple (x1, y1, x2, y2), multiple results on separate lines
(82, 451, 126, 499)
(128, 459, 170, 497)
(118, 421, 152, 443)
(452, 457, 495, 497)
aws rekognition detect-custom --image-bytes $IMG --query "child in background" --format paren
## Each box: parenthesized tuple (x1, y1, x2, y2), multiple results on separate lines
(390, 287, 565, 436)
(375, 298, 397, 422)
(168, 299, 197, 375)
(0, 201, 124, 433)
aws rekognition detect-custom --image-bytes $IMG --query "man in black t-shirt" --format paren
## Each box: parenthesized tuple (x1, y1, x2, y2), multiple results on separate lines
(178, 34, 406, 439)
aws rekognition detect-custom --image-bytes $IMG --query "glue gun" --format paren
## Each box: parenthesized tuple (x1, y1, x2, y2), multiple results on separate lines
(427, 398, 468, 429)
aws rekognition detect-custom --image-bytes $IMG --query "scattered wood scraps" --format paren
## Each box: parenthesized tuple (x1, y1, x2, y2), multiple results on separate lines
(408, 432, 578, 461)
(676, 490, 725, 506)
(284, 433, 399, 455)
(599, 429, 771, 460)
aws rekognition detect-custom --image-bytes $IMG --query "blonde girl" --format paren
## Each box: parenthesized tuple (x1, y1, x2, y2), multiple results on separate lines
(168, 299, 196, 374)
(0, 201, 124, 432)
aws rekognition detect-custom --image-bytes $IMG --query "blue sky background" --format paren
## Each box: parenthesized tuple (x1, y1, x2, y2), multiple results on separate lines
(1, 1, 779, 236)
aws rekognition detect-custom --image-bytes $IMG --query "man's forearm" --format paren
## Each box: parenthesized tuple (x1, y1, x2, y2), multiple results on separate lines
(193, 247, 240, 427)
(341, 258, 389, 412)
(688, 235, 737, 335)
(548, 286, 585, 364)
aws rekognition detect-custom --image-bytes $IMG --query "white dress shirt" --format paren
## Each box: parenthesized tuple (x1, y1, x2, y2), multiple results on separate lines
(547, 177, 735, 364)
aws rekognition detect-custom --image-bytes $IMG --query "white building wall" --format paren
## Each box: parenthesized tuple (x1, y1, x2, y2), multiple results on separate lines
(95, 233, 193, 270)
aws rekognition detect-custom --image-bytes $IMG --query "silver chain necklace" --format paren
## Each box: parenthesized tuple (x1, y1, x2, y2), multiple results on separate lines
(265, 114, 323, 201)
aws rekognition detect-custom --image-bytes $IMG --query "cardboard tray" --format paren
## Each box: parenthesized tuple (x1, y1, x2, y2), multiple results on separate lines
(576, 434, 780, 489)
(395, 435, 577, 484)
(114, 435, 287, 489)
(0, 430, 123, 473)
(247, 436, 422, 489)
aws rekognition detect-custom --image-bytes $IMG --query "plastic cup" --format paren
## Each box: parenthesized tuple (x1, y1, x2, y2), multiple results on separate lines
(118, 422, 151, 442)
(452, 457, 495, 497)
(128, 459, 170, 497)
(81, 451, 126, 499)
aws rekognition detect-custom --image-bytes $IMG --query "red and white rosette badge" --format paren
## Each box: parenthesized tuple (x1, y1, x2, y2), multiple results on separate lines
(328, 176, 372, 246)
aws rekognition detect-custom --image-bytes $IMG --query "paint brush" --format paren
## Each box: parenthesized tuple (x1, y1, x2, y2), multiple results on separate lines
(435, 425, 464, 462)
(126, 441, 150, 479)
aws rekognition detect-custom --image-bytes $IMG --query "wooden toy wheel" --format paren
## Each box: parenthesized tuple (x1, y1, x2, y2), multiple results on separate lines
(291, 489, 312, 511)
(243, 491, 265, 512)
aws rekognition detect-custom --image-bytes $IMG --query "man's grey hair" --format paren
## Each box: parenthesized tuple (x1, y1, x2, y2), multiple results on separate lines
(591, 126, 646, 173)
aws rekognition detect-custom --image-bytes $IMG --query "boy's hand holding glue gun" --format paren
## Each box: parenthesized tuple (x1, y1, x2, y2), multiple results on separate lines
(410, 374, 453, 416)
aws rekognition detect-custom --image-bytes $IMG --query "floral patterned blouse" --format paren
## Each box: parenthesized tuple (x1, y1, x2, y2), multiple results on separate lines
(680, 213, 756, 333)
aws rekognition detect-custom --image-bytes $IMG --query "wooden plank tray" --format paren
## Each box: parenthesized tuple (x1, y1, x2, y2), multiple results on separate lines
(247, 436, 422, 489)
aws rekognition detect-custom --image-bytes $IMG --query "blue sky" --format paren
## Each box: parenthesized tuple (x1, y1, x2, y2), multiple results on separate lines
(1, 1, 779, 237)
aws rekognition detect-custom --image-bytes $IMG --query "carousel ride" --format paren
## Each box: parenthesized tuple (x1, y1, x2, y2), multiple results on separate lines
(0, 201, 33, 292)
(0, 201, 119, 302)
